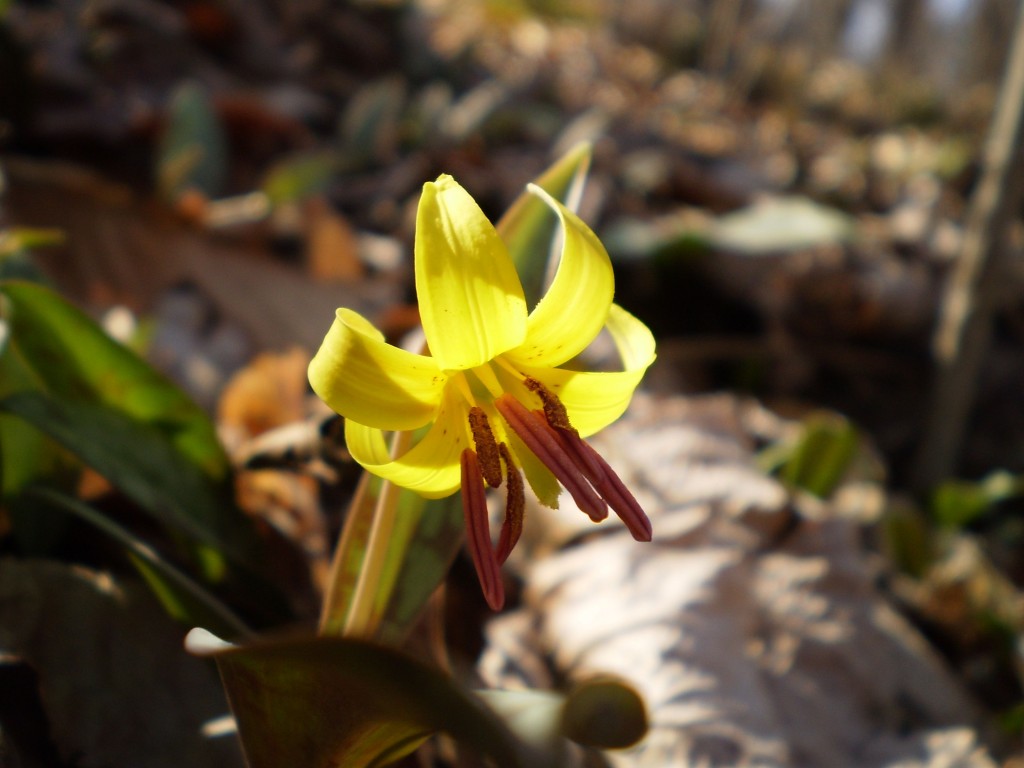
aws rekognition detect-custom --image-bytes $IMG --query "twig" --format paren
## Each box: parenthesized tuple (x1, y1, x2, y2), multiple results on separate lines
(911, 0, 1024, 490)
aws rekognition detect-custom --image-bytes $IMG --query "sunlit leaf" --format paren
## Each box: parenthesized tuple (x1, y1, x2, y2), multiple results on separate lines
(0, 281, 289, 622)
(0, 227, 64, 256)
(0, 324, 73, 503)
(261, 151, 339, 206)
(0, 280, 229, 480)
(930, 470, 1023, 529)
(770, 413, 859, 498)
(187, 630, 544, 768)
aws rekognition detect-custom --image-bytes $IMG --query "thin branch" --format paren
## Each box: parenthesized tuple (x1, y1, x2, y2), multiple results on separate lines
(911, 0, 1024, 489)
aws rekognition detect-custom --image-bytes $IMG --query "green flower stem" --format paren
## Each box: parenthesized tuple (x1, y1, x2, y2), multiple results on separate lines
(340, 428, 414, 639)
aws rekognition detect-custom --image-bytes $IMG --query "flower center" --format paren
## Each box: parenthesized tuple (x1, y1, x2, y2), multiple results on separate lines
(455, 367, 651, 610)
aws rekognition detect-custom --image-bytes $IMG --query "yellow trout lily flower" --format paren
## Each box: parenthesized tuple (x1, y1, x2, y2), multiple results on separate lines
(309, 175, 656, 609)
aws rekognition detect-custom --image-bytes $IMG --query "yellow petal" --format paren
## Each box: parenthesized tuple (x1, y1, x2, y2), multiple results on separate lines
(308, 308, 446, 431)
(501, 304, 656, 437)
(415, 175, 527, 372)
(505, 184, 614, 369)
(344, 386, 467, 498)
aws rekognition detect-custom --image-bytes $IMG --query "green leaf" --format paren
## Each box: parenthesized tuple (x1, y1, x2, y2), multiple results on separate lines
(773, 413, 859, 499)
(157, 82, 227, 201)
(0, 392, 289, 624)
(930, 470, 1023, 529)
(881, 501, 934, 578)
(0, 392, 243, 570)
(498, 142, 592, 307)
(0, 281, 289, 622)
(187, 630, 544, 768)
(0, 328, 73, 502)
(261, 151, 339, 206)
(0, 280, 229, 480)
(24, 487, 252, 640)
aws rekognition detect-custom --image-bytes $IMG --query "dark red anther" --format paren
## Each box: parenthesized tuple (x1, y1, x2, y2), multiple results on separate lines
(494, 394, 608, 522)
(554, 427, 652, 542)
(495, 443, 525, 564)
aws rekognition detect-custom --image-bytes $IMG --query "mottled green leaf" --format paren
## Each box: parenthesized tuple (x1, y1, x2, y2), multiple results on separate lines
(373, 492, 463, 645)
(187, 630, 543, 768)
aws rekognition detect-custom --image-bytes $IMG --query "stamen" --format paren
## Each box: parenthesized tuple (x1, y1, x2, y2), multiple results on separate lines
(460, 449, 504, 610)
(524, 376, 571, 430)
(468, 407, 502, 487)
(536, 408, 605, 482)
(495, 443, 524, 564)
(495, 394, 608, 522)
(555, 430, 652, 542)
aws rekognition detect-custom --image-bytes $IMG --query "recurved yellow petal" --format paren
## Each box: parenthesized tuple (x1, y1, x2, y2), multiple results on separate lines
(344, 386, 467, 498)
(506, 184, 614, 369)
(503, 304, 656, 436)
(415, 175, 527, 372)
(308, 308, 446, 432)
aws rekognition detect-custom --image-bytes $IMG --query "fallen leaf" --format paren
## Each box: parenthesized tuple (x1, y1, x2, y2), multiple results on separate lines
(304, 198, 364, 283)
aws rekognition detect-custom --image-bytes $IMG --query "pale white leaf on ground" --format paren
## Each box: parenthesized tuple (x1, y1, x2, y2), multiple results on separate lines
(480, 393, 996, 768)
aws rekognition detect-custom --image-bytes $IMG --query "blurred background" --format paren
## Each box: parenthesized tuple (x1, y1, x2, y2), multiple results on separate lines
(3, 0, 1024, 765)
